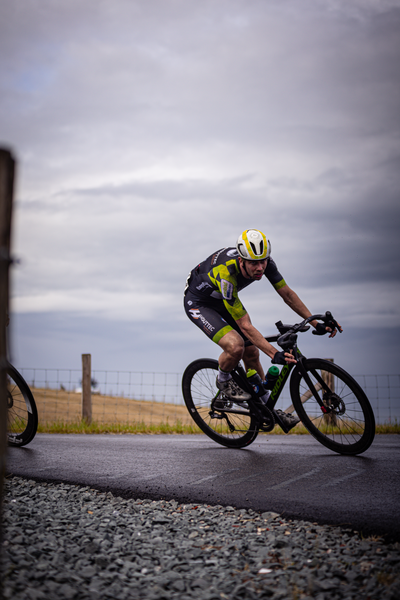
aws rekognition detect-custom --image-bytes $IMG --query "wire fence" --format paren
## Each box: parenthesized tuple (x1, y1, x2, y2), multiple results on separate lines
(353, 374, 400, 426)
(18, 368, 188, 426)
(16, 368, 400, 427)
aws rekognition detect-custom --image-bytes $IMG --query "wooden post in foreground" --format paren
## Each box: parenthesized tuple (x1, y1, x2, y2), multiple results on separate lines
(322, 358, 336, 426)
(0, 148, 15, 528)
(82, 354, 92, 424)
(284, 358, 334, 417)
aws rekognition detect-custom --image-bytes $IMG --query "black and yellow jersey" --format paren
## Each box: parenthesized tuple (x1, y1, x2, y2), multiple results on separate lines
(185, 247, 286, 322)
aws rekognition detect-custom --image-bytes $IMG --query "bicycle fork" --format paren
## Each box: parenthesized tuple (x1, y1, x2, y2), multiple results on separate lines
(296, 356, 336, 415)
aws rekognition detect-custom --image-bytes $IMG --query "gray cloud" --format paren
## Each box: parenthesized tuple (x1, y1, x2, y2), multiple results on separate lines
(1, 0, 399, 375)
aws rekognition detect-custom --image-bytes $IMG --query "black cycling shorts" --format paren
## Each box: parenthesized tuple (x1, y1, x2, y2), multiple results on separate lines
(184, 288, 249, 345)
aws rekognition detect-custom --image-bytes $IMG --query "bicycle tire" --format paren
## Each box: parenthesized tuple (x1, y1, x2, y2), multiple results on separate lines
(7, 364, 38, 447)
(290, 358, 375, 455)
(182, 358, 260, 448)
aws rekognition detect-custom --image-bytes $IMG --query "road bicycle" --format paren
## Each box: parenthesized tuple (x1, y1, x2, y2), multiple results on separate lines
(6, 362, 38, 447)
(182, 312, 375, 456)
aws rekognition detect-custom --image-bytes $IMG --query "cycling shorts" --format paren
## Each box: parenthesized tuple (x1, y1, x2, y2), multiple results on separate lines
(183, 288, 249, 345)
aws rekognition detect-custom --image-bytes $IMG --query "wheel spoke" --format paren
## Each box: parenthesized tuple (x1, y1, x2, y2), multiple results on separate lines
(182, 359, 259, 448)
(7, 365, 38, 446)
(291, 359, 375, 455)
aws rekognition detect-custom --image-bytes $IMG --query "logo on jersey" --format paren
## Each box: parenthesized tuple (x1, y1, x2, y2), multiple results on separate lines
(196, 281, 212, 291)
(226, 249, 239, 257)
(221, 279, 233, 300)
(188, 309, 215, 332)
(211, 248, 226, 265)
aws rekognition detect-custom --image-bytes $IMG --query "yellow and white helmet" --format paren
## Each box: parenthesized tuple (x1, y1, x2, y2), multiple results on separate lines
(236, 229, 271, 261)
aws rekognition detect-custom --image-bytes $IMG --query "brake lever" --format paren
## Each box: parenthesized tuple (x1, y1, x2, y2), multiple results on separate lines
(277, 332, 297, 350)
(312, 311, 342, 335)
(325, 311, 342, 332)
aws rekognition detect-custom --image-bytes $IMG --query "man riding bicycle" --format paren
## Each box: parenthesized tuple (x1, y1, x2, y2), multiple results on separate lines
(184, 229, 341, 430)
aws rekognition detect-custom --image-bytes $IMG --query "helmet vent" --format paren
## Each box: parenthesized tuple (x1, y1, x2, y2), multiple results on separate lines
(250, 242, 257, 254)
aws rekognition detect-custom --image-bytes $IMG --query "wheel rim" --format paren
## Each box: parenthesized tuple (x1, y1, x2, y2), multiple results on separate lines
(7, 374, 31, 441)
(298, 367, 368, 447)
(190, 367, 256, 441)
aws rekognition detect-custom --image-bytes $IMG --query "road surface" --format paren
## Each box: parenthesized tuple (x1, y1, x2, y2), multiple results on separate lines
(6, 433, 400, 540)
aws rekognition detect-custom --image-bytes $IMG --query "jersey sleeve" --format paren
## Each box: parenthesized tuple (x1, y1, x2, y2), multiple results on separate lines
(264, 258, 286, 290)
(207, 260, 247, 320)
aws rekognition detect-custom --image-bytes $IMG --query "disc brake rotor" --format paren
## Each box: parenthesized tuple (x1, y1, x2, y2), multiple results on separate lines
(324, 392, 346, 416)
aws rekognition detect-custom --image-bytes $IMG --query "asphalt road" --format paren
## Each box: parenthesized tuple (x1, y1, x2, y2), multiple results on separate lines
(6, 434, 400, 541)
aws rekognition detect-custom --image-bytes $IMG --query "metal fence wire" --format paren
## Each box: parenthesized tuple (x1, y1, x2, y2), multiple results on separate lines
(353, 374, 400, 426)
(18, 368, 400, 427)
(18, 369, 188, 426)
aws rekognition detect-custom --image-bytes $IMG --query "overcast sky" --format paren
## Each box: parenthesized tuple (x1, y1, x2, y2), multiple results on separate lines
(1, 0, 400, 380)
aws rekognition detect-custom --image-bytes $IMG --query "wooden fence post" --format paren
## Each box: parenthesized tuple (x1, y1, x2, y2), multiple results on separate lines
(322, 358, 336, 426)
(82, 354, 92, 424)
(284, 358, 335, 418)
(0, 148, 15, 528)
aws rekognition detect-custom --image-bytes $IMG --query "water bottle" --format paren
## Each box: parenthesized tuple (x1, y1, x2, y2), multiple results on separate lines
(246, 369, 270, 404)
(264, 365, 280, 390)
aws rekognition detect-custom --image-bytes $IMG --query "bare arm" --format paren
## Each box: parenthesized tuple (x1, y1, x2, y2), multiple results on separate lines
(236, 312, 296, 363)
(277, 285, 340, 337)
(277, 285, 316, 324)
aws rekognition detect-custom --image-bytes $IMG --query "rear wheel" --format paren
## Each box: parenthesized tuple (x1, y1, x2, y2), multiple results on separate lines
(290, 358, 375, 455)
(7, 364, 38, 447)
(182, 358, 259, 448)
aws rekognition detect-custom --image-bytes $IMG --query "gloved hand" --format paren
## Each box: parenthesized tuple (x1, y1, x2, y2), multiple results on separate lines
(313, 323, 328, 336)
(271, 351, 288, 365)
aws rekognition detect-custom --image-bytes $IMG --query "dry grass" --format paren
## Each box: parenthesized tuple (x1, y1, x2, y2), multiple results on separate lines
(32, 387, 194, 428)
(31, 387, 399, 435)
(37, 420, 202, 435)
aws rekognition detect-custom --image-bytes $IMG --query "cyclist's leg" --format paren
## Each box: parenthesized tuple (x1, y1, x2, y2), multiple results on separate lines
(216, 332, 252, 401)
(184, 293, 250, 401)
(217, 330, 245, 372)
(242, 345, 265, 380)
(213, 317, 265, 380)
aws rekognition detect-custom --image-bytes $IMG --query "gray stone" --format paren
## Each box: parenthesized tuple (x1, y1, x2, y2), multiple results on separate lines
(58, 584, 77, 599)
(1, 476, 399, 600)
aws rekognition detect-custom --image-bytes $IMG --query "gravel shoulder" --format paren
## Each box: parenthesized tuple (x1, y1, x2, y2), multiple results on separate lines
(1, 476, 400, 600)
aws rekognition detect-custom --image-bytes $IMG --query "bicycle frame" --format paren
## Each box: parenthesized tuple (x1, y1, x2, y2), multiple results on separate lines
(232, 340, 332, 423)
(266, 361, 296, 411)
(214, 312, 343, 429)
(230, 339, 297, 426)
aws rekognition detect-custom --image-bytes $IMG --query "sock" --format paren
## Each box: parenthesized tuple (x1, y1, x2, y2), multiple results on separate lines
(217, 367, 232, 382)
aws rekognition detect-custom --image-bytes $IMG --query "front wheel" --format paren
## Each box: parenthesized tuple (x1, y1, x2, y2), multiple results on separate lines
(7, 364, 38, 447)
(182, 358, 259, 448)
(290, 359, 375, 455)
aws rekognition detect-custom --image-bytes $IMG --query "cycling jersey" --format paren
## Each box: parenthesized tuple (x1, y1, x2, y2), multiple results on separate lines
(184, 247, 286, 344)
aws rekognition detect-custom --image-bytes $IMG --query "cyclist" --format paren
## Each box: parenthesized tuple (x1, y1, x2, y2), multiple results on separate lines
(183, 229, 341, 430)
